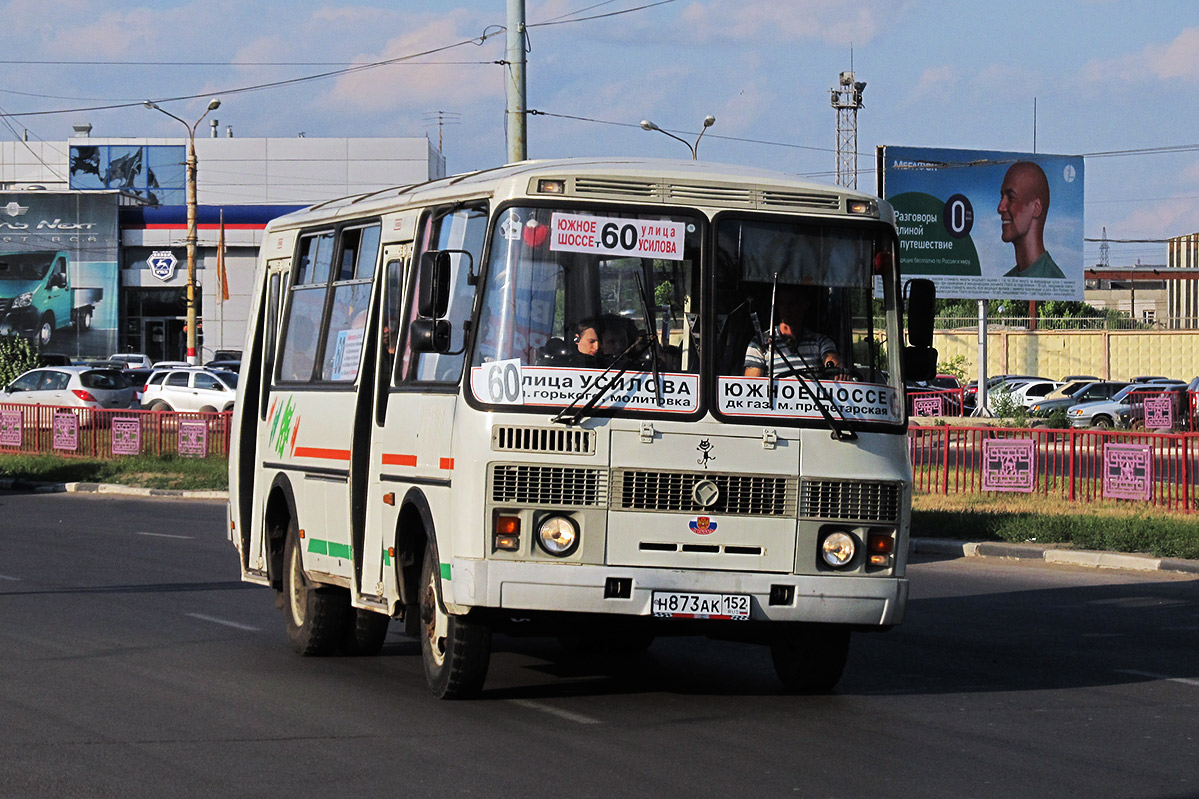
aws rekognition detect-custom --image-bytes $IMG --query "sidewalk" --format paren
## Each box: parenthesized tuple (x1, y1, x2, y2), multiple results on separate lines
(912, 537, 1199, 576)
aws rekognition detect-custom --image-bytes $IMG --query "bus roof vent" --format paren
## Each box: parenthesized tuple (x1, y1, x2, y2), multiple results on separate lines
(572, 177, 657, 199)
(492, 424, 596, 455)
(759, 190, 842, 211)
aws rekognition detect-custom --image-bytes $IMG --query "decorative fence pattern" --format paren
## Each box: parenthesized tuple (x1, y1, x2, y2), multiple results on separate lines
(0, 404, 232, 459)
(910, 425, 1196, 512)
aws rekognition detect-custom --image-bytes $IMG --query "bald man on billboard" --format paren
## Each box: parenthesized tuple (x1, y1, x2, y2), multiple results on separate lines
(997, 161, 1065, 279)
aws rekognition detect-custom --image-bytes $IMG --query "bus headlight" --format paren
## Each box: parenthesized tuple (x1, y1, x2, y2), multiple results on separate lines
(536, 515, 579, 557)
(820, 531, 856, 568)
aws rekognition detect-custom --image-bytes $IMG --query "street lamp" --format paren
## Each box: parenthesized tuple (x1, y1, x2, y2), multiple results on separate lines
(143, 97, 221, 365)
(639, 115, 716, 160)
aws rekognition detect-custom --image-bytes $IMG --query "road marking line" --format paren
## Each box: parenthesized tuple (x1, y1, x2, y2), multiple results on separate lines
(187, 613, 260, 631)
(1116, 669, 1199, 687)
(137, 532, 193, 540)
(0, 574, 19, 581)
(509, 699, 601, 725)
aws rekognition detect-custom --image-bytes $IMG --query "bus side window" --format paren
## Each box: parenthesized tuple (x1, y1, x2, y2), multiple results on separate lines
(278, 231, 333, 382)
(318, 223, 379, 382)
(400, 205, 487, 383)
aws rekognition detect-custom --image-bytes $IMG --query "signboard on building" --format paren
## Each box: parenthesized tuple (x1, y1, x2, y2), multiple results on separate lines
(0, 192, 120, 359)
(878, 146, 1084, 302)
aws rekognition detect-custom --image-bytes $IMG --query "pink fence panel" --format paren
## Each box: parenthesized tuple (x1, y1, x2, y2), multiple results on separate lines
(0, 403, 232, 459)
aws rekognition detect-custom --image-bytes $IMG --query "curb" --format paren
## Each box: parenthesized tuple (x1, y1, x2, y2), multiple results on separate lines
(0, 478, 228, 501)
(911, 537, 1199, 575)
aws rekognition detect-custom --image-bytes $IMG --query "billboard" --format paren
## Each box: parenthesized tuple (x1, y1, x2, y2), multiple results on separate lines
(878, 146, 1084, 301)
(0, 192, 120, 359)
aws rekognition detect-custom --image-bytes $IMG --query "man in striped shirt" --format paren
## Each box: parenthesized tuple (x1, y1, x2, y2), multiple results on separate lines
(744, 286, 841, 378)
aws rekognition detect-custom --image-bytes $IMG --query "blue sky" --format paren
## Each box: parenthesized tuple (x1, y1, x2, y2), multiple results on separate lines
(1, 0, 1196, 266)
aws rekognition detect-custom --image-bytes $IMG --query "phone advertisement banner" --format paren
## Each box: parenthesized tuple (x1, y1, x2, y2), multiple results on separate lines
(879, 146, 1084, 302)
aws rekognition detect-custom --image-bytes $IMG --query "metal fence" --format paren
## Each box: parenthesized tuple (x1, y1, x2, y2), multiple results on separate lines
(910, 425, 1196, 512)
(0, 404, 232, 459)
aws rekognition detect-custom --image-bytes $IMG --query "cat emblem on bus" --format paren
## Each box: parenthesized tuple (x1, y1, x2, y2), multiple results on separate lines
(696, 438, 715, 467)
(689, 516, 717, 535)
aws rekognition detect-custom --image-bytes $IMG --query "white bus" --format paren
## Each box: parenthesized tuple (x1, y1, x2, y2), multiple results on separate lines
(227, 158, 937, 698)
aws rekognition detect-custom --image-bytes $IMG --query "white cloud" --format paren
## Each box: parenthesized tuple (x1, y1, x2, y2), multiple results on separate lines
(673, 0, 886, 46)
(1081, 26, 1199, 85)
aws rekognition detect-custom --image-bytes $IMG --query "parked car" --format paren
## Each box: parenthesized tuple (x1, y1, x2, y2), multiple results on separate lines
(203, 359, 242, 373)
(1029, 381, 1130, 417)
(1067, 382, 1185, 429)
(141, 368, 238, 412)
(108, 352, 153, 369)
(1043, 378, 1102, 402)
(0, 366, 136, 420)
(1006, 379, 1064, 408)
(151, 360, 192, 370)
(963, 374, 1043, 411)
(119, 368, 155, 405)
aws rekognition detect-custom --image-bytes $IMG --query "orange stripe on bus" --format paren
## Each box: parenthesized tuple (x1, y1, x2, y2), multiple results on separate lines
(293, 446, 351, 461)
(382, 453, 418, 467)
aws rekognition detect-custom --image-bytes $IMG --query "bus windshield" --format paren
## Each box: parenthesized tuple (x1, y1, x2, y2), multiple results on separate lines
(470, 206, 702, 414)
(712, 215, 903, 426)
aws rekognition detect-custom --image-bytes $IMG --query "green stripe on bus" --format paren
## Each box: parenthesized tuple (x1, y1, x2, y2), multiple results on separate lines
(440, 562, 451, 581)
(306, 538, 351, 559)
(383, 549, 392, 566)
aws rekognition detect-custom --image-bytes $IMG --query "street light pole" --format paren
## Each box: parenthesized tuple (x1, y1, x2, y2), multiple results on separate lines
(143, 98, 221, 365)
(639, 115, 716, 159)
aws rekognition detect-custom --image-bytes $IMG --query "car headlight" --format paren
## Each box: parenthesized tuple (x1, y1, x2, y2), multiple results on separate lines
(820, 531, 857, 568)
(11, 292, 32, 308)
(536, 515, 579, 557)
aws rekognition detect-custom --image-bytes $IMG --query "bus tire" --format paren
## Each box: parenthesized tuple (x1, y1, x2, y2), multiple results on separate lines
(769, 626, 851, 694)
(340, 608, 390, 656)
(419, 546, 491, 699)
(283, 521, 346, 656)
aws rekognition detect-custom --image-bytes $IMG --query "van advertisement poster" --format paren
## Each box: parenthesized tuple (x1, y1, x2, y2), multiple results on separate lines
(0, 192, 119, 358)
(878, 146, 1084, 302)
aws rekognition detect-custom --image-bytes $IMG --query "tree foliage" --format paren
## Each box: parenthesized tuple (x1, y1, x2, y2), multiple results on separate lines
(0, 336, 41, 386)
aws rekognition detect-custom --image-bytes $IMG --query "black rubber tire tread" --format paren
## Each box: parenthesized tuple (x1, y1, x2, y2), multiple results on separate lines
(283, 522, 347, 657)
(770, 626, 851, 694)
(420, 547, 491, 699)
(339, 607, 390, 656)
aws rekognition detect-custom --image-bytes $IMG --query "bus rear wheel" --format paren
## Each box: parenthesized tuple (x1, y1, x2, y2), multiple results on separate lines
(283, 521, 346, 656)
(419, 546, 491, 699)
(769, 625, 851, 694)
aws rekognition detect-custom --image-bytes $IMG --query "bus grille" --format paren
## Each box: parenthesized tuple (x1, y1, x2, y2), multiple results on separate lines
(492, 425, 595, 455)
(491, 464, 607, 507)
(800, 479, 902, 523)
(612, 470, 797, 516)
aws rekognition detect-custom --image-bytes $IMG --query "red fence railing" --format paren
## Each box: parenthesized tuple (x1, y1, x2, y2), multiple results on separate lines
(0, 404, 232, 459)
(910, 424, 1196, 512)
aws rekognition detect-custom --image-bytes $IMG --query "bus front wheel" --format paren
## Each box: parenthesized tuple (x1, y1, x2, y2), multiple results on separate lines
(769, 625, 851, 694)
(419, 546, 491, 699)
(283, 521, 346, 656)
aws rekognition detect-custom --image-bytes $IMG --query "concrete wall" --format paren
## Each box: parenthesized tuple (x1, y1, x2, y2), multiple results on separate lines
(935, 328, 1199, 382)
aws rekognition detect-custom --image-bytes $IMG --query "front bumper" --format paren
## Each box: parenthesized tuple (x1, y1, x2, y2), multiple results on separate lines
(448, 558, 907, 627)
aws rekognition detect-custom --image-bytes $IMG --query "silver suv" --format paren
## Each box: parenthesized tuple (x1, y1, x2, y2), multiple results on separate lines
(141, 368, 238, 412)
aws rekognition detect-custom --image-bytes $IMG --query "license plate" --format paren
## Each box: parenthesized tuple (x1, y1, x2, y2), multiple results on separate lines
(652, 591, 750, 620)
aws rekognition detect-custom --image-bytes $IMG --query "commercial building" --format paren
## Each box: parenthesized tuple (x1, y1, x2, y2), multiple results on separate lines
(0, 127, 443, 362)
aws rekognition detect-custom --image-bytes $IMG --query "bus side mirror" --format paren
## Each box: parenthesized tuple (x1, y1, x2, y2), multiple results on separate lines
(409, 318, 452, 353)
(904, 278, 937, 382)
(417, 251, 452, 319)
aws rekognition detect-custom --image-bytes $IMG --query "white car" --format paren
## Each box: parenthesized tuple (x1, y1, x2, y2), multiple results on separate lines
(141, 368, 238, 412)
(1007, 379, 1065, 408)
(108, 353, 153, 369)
(0, 366, 137, 423)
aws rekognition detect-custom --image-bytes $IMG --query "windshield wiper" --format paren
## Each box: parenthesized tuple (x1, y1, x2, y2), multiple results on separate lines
(634, 273, 664, 409)
(550, 335, 650, 426)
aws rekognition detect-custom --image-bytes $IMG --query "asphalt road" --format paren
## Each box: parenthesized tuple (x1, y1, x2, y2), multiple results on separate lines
(1, 491, 1196, 799)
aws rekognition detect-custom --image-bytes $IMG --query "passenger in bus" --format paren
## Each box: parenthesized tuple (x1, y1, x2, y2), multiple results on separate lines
(598, 313, 637, 365)
(744, 286, 840, 377)
(573, 317, 603, 366)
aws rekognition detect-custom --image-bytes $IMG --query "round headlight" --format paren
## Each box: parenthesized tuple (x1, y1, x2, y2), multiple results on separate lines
(537, 515, 579, 557)
(821, 531, 856, 568)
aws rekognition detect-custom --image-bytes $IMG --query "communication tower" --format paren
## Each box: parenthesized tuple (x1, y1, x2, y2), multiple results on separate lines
(830, 71, 866, 189)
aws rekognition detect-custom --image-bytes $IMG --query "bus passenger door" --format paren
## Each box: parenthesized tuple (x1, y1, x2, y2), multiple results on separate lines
(366, 206, 487, 608)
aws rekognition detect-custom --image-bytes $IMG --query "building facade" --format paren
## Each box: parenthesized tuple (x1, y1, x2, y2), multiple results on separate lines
(0, 131, 443, 362)
(1168, 232, 1199, 329)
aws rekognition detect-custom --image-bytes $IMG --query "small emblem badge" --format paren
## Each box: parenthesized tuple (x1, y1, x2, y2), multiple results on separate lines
(691, 478, 720, 508)
(689, 516, 717, 535)
(696, 438, 715, 467)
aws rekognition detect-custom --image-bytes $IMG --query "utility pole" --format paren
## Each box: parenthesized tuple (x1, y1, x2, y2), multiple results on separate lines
(830, 69, 865, 189)
(505, 0, 527, 163)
